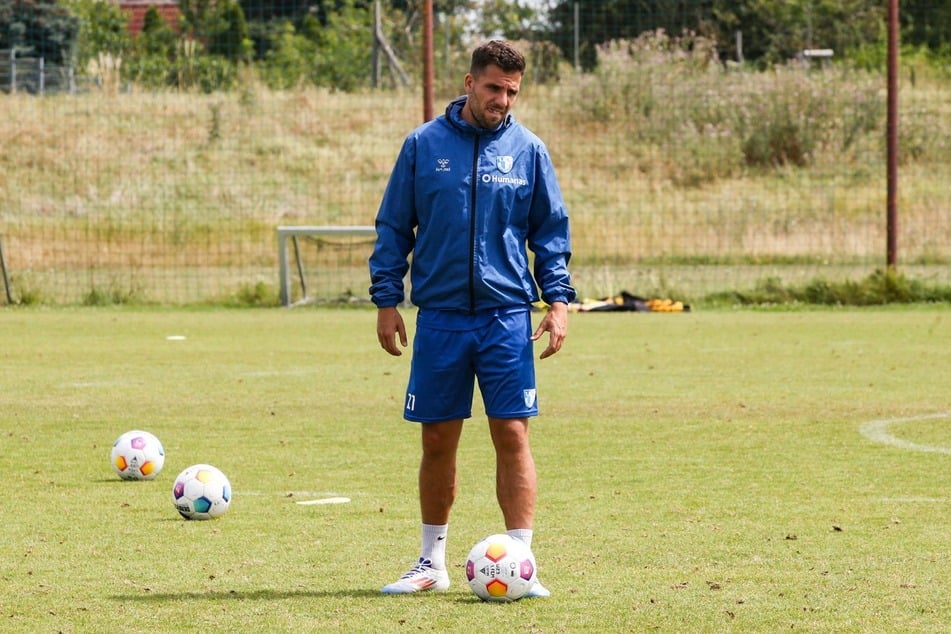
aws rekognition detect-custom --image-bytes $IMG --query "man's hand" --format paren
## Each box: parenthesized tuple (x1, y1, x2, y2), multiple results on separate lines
(530, 301, 568, 359)
(376, 306, 408, 356)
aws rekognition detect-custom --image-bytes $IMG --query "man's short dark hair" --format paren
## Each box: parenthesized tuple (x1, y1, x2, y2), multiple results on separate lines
(470, 40, 526, 76)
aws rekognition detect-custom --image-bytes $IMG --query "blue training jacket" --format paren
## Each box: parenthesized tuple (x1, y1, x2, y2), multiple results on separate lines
(369, 96, 576, 312)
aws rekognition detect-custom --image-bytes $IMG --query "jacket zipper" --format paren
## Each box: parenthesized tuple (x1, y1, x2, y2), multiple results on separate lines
(468, 136, 480, 314)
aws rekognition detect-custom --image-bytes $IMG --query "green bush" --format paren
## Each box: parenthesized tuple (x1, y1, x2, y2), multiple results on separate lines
(68, 0, 131, 71)
(82, 281, 143, 306)
(206, 0, 253, 63)
(0, 0, 79, 66)
(10, 277, 44, 306)
(173, 40, 238, 92)
(226, 280, 279, 307)
(138, 5, 176, 58)
(258, 21, 313, 90)
(309, 0, 373, 92)
(124, 54, 175, 89)
(708, 270, 951, 306)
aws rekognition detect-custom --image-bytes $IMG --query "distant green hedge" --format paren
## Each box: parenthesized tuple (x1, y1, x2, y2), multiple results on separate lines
(707, 270, 951, 306)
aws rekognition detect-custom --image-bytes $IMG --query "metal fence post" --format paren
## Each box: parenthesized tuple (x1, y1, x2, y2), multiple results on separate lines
(0, 234, 13, 305)
(277, 228, 290, 306)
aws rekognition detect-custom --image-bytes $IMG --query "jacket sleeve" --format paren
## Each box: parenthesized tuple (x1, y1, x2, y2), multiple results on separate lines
(528, 146, 577, 306)
(369, 136, 417, 308)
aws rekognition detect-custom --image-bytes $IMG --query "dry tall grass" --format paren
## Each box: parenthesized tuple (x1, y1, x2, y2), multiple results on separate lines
(0, 59, 948, 304)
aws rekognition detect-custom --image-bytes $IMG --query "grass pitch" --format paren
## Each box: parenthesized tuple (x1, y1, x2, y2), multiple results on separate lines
(0, 306, 948, 632)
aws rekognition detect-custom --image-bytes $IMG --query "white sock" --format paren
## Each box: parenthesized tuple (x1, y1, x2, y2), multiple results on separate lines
(507, 528, 533, 548)
(421, 523, 448, 570)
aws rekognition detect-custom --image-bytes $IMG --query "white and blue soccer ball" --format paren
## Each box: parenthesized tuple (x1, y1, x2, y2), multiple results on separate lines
(171, 464, 232, 520)
(465, 534, 537, 602)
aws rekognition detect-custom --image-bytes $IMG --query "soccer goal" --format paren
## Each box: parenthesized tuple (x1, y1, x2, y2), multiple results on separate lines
(277, 225, 376, 307)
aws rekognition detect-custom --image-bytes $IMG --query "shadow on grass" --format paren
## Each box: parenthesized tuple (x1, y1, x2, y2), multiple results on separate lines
(96, 478, 172, 485)
(111, 589, 485, 603)
(112, 588, 392, 601)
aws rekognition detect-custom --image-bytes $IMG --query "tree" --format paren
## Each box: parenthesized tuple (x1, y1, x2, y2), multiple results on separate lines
(68, 0, 133, 68)
(711, 0, 883, 65)
(0, 0, 80, 65)
(239, 0, 364, 63)
(139, 5, 176, 58)
(546, 0, 714, 70)
(178, 0, 218, 41)
(544, 0, 893, 68)
(239, 0, 314, 23)
(259, 20, 312, 88)
(124, 5, 177, 87)
(207, 0, 253, 62)
(310, 0, 373, 90)
(475, 0, 541, 40)
(901, 0, 951, 55)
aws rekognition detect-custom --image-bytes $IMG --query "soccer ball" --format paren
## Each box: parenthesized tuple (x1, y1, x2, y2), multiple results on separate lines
(171, 464, 232, 520)
(465, 534, 537, 602)
(111, 430, 165, 480)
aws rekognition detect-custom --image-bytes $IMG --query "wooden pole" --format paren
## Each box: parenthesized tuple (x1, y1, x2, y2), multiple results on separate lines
(371, 1, 380, 88)
(422, 0, 434, 122)
(886, 0, 899, 269)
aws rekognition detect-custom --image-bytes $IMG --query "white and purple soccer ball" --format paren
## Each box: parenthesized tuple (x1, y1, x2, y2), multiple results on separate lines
(111, 430, 165, 480)
(466, 534, 537, 602)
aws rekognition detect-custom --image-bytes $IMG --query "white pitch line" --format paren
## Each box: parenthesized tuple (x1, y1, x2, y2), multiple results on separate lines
(859, 412, 951, 455)
(296, 497, 351, 506)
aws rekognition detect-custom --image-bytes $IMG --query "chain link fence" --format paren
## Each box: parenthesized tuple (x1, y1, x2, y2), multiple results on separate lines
(1, 8, 948, 306)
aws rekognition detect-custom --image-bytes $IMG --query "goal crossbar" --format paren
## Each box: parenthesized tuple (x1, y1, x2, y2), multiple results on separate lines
(277, 225, 376, 306)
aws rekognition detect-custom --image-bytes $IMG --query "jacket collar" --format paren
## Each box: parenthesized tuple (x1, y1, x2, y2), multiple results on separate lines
(445, 96, 513, 137)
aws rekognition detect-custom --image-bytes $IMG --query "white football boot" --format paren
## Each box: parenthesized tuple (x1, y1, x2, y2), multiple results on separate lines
(523, 579, 551, 599)
(381, 558, 450, 595)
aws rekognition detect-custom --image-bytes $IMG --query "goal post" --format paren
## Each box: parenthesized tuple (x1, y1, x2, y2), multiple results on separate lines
(277, 225, 376, 307)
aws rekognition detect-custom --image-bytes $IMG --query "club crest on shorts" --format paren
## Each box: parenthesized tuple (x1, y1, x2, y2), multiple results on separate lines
(496, 155, 514, 174)
(523, 389, 537, 408)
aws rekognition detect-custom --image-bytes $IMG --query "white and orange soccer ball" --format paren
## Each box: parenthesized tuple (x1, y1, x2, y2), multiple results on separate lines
(111, 430, 165, 481)
(465, 534, 537, 602)
(171, 464, 232, 520)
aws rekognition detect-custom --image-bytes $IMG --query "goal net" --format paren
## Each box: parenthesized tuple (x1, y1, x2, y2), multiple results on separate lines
(277, 225, 378, 307)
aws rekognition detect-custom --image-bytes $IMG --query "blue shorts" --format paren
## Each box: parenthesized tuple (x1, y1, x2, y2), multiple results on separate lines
(404, 307, 538, 423)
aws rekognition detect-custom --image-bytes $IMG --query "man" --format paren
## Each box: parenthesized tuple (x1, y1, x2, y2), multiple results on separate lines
(369, 40, 575, 598)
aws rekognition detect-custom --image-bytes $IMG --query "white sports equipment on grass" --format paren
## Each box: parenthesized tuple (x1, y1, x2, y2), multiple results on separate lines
(171, 464, 232, 520)
(465, 534, 537, 602)
(110, 430, 165, 481)
(381, 558, 450, 595)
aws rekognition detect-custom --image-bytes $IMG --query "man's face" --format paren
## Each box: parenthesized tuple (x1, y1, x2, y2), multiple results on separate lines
(462, 64, 522, 129)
